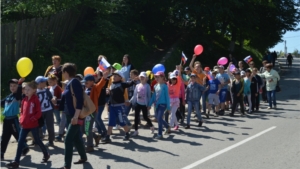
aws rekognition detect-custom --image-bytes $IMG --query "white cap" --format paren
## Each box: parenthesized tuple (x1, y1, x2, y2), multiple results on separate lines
(169, 73, 177, 79)
(240, 71, 246, 76)
(112, 70, 125, 79)
(139, 71, 147, 77)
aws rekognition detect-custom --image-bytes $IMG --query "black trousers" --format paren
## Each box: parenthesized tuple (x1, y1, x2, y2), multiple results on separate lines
(134, 103, 153, 130)
(251, 92, 259, 111)
(231, 94, 245, 115)
(1, 117, 27, 155)
(176, 98, 185, 121)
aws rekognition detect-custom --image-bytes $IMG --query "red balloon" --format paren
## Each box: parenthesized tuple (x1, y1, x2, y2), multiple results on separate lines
(194, 45, 204, 55)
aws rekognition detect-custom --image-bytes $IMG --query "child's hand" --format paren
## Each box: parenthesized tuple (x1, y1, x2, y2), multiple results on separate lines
(19, 78, 25, 83)
(103, 71, 109, 79)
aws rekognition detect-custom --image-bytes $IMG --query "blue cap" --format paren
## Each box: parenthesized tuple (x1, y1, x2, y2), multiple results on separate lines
(81, 74, 95, 83)
(35, 76, 48, 83)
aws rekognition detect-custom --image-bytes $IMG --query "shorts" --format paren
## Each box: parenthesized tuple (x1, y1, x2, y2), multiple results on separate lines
(226, 90, 232, 102)
(219, 89, 227, 103)
(108, 105, 126, 127)
(208, 93, 220, 105)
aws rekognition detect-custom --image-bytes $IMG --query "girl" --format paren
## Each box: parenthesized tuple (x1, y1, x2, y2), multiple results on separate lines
(7, 81, 50, 168)
(243, 69, 252, 113)
(167, 66, 182, 130)
(130, 72, 154, 136)
(148, 71, 171, 139)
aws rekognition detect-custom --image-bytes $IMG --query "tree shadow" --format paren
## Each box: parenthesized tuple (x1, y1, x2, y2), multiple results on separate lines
(204, 120, 237, 127)
(199, 126, 237, 135)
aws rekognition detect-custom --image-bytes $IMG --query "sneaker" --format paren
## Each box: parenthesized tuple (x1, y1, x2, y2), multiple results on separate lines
(94, 135, 101, 146)
(6, 161, 19, 168)
(155, 135, 163, 139)
(132, 131, 139, 136)
(41, 153, 50, 163)
(101, 137, 112, 143)
(150, 127, 155, 134)
(198, 121, 203, 127)
(174, 125, 179, 130)
(55, 135, 62, 142)
(185, 125, 190, 129)
(46, 141, 54, 147)
(123, 134, 130, 141)
(85, 146, 94, 153)
(22, 147, 30, 156)
(267, 107, 272, 109)
(164, 127, 171, 135)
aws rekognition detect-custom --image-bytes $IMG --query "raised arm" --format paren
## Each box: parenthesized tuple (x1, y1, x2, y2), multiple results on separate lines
(189, 54, 197, 72)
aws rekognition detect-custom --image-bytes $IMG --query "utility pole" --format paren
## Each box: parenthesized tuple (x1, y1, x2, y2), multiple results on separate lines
(284, 40, 287, 57)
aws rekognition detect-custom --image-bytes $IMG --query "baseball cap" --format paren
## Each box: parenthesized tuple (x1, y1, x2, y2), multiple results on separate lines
(184, 67, 191, 71)
(35, 76, 48, 83)
(204, 67, 210, 71)
(245, 68, 252, 73)
(81, 74, 95, 83)
(75, 74, 84, 80)
(240, 71, 246, 76)
(190, 73, 197, 77)
(154, 71, 165, 77)
(9, 79, 19, 84)
(169, 73, 177, 79)
(112, 70, 125, 79)
(139, 71, 147, 77)
(218, 65, 224, 69)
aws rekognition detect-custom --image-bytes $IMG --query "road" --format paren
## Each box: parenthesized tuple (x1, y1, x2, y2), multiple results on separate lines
(1, 58, 299, 169)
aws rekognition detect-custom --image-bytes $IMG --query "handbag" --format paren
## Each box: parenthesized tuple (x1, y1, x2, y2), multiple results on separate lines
(275, 81, 281, 92)
(70, 79, 96, 119)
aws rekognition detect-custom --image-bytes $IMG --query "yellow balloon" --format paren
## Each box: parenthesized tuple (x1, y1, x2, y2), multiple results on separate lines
(146, 70, 154, 80)
(16, 57, 33, 77)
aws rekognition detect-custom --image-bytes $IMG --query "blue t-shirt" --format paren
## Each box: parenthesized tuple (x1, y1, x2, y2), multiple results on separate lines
(208, 79, 221, 94)
(216, 73, 230, 90)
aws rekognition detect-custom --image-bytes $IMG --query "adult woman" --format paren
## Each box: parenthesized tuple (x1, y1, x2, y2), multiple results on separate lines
(120, 54, 135, 81)
(58, 63, 87, 169)
(45, 55, 63, 87)
(259, 64, 280, 109)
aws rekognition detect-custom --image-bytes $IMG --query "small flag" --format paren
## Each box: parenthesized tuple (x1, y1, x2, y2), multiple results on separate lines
(181, 51, 188, 65)
(244, 55, 252, 63)
(98, 58, 111, 71)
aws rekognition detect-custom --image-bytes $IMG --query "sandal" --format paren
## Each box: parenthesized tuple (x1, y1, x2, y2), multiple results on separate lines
(73, 159, 87, 164)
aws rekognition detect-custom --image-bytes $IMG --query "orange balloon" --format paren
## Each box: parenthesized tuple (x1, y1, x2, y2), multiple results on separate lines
(84, 67, 95, 76)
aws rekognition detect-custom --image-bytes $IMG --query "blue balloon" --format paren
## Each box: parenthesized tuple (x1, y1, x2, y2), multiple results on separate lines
(152, 64, 165, 74)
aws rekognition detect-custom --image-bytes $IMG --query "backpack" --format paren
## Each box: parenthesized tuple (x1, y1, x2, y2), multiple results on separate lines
(70, 79, 96, 119)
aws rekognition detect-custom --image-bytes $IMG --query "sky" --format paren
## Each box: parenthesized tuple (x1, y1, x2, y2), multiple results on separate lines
(270, 23, 300, 53)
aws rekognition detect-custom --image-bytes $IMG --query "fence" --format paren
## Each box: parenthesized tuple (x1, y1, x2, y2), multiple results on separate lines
(1, 7, 87, 70)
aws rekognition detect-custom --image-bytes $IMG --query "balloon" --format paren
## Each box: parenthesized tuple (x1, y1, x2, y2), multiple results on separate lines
(217, 57, 228, 65)
(152, 64, 165, 74)
(146, 70, 154, 79)
(112, 63, 122, 70)
(194, 45, 204, 55)
(16, 57, 33, 77)
(229, 64, 236, 72)
(84, 67, 95, 76)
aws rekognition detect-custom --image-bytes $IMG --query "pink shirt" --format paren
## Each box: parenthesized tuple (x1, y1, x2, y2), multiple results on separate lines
(137, 84, 147, 105)
(168, 75, 182, 98)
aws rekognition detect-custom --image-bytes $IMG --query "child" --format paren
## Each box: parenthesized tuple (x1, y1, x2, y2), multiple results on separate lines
(47, 74, 62, 125)
(206, 71, 221, 117)
(35, 76, 55, 146)
(230, 71, 245, 116)
(1, 78, 29, 160)
(6, 81, 50, 168)
(185, 73, 206, 129)
(102, 70, 136, 143)
(167, 66, 182, 130)
(130, 72, 154, 136)
(81, 72, 108, 152)
(243, 70, 252, 113)
(148, 71, 171, 139)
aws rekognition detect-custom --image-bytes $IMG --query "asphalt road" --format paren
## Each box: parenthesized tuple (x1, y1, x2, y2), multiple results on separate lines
(1, 58, 299, 169)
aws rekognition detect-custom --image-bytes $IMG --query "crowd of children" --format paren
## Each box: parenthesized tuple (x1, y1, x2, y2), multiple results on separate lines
(1, 54, 280, 169)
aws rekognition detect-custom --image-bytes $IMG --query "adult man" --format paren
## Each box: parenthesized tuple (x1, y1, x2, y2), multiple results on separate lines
(216, 66, 230, 115)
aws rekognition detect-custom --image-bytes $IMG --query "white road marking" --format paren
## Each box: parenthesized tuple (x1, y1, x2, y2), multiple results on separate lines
(182, 126, 277, 169)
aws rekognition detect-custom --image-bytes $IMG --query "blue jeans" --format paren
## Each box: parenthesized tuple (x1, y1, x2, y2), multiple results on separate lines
(155, 104, 169, 136)
(187, 101, 202, 125)
(95, 105, 107, 137)
(53, 109, 61, 124)
(15, 127, 48, 162)
(202, 90, 209, 113)
(267, 90, 276, 108)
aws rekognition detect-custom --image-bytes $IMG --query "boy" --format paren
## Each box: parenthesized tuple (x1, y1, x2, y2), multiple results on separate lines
(216, 65, 230, 115)
(230, 71, 245, 116)
(81, 72, 108, 152)
(185, 74, 206, 128)
(1, 78, 29, 160)
(126, 69, 140, 127)
(47, 74, 62, 125)
(35, 76, 55, 146)
(206, 71, 221, 117)
(102, 70, 136, 143)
